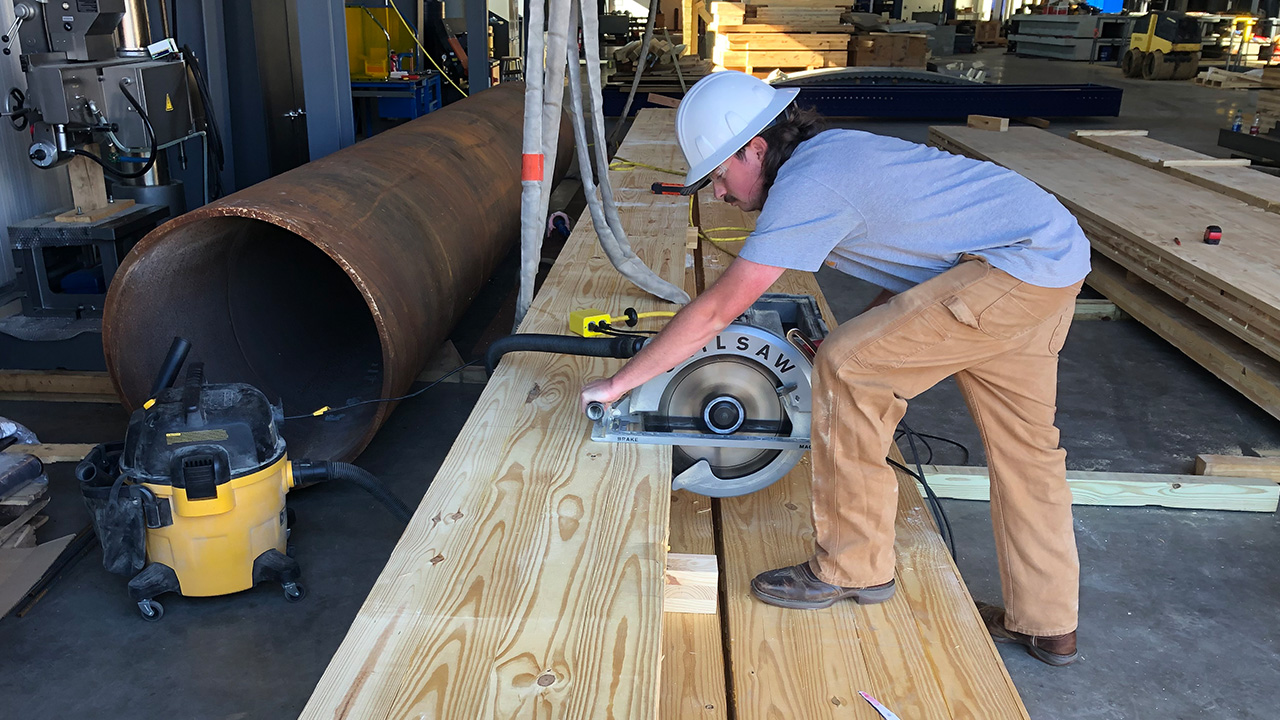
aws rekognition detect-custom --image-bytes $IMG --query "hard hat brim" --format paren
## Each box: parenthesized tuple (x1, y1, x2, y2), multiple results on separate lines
(681, 87, 800, 188)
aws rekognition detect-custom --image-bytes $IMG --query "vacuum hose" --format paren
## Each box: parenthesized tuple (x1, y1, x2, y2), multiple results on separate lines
(484, 334, 647, 374)
(291, 461, 414, 523)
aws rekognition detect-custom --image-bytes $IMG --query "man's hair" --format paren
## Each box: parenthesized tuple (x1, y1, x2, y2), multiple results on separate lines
(737, 105, 826, 194)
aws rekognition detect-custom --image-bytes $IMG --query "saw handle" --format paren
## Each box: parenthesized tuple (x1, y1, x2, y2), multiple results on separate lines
(585, 401, 606, 421)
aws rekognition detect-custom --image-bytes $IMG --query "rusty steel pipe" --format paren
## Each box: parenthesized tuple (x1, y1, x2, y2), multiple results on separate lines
(103, 83, 572, 461)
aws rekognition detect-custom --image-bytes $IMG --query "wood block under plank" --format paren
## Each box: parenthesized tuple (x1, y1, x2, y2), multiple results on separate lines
(1194, 454, 1280, 483)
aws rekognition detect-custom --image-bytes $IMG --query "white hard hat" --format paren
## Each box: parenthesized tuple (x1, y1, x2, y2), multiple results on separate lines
(676, 71, 800, 188)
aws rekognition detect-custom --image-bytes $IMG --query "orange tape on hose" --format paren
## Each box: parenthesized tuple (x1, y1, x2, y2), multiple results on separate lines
(522, 154, 545, 182)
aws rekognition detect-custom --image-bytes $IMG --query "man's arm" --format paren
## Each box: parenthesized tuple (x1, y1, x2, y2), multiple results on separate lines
(581, 257, 786, 409)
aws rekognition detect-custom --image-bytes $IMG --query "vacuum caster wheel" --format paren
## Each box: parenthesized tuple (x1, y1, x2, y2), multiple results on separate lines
(138, 599, 164, 622)
(286, 543, 297, 558)
(283, 582, 307, 603)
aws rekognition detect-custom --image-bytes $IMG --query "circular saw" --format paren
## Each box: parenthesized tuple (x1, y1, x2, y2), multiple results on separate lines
(590, 294, 827, 497)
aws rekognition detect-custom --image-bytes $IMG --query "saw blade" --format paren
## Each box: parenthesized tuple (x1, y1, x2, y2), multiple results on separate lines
(657, 355, 787, 479)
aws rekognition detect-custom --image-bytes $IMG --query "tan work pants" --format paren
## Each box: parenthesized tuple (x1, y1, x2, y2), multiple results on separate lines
(809, 256, 1083, 636)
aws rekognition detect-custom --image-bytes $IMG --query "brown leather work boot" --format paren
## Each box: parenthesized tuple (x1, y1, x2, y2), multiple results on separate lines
(751, 563, 896, 610)
(977, 602, 1078, 666)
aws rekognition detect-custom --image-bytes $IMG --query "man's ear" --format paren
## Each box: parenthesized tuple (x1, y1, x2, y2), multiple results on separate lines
(746, 136, 769, 164)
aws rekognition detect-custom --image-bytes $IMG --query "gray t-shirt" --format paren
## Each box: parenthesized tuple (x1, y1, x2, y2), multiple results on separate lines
(738, 129, 1091, 293)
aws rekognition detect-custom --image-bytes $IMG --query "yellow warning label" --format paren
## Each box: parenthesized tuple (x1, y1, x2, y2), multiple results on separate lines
(164, 93, 174, 112)
(165, 429, 229, 445)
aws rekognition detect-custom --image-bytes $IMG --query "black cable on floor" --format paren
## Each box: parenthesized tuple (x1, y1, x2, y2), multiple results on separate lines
(894, 421, 957, 558)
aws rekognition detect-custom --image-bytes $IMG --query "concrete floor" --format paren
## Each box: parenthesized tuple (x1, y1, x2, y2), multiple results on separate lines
(3, 50, 1280, 719)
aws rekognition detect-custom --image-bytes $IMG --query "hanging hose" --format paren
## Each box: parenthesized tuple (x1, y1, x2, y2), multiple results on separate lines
(485, 333, 647, 374)
(515, 0, 689, 329)
(291, 461, 413, 523)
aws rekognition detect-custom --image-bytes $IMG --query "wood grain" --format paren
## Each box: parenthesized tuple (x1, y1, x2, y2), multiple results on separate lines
(1070, 131, 1280, 214)
(1194, 454, 1280, 483)
(301, 110, 689, 720)
(921, 465, 1279, 512)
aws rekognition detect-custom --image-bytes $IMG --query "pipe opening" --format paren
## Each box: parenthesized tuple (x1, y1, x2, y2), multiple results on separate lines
(109, 216, 383, 460)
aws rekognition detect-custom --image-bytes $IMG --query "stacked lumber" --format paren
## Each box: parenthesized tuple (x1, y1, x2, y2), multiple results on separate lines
(710, 1, 853, 77)
(928, 125, 1280, 420)
(974, 19, 1006, 47)
(1070, 130, 1280, 213)
(0, 454, 50, 550)
(849, 31, 929, 67)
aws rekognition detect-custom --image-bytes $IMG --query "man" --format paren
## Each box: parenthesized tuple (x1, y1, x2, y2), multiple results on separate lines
(580, 70, 1090, 666)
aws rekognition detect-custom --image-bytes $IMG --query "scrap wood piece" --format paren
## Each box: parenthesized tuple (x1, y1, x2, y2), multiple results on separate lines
(921, 465, 1279, 512)
(0, 369, 117, 401)
(665, 552, 718, 614)
(0, 534, 75, 617)
(967, 114, 1009, 132)
(3, 443, 97, 464)
(1194, 454, 1280, 483)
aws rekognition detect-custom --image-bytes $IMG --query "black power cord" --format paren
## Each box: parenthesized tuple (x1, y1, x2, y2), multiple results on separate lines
(284, 359, 481, 421)
(891, 421, 961, 558)
(71, 80, 157, 180)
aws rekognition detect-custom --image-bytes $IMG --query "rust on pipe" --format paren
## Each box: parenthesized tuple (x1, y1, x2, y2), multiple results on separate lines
(103, 83, 572, 461)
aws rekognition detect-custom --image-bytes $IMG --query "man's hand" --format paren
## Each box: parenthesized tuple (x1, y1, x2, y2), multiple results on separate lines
(581, 377, 625, 413)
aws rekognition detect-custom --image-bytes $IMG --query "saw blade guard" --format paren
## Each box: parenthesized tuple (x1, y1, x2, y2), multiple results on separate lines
(594, 294, 825, 497)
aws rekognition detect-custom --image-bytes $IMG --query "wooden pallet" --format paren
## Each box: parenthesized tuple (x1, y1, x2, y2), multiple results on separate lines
(1070, 130, 1280, 214)
(1195, 67, 1263, 90)
(928, 126, 1280, 368)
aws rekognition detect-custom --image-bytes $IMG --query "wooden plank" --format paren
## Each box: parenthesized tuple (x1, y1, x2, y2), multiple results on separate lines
(698, 195, 1029, 720)
(646, 92, 682, 109)
(710, 23, 858, 33)
(663, 491, 730, 719)
(1194, 454, 1280, 483)
(54, 198, 136, 224)
(928, 126, 1280, 365)
(1070, 131, 1214, 168)
(1159, 158, 1252, 168)
(1069, 129, 1149, 137)
(63, 150, 109, 215)
(1074, 298, 1127, 321)
(0, 480, 48, 508)
(0, 534, 75, 617)
(3, 443, 97, 464)
(664, 553, 718, 614)
(714, 48, 845, 66)
(301, 111, 690, 719)
(717, 32, 849, 50)
(920, 465, 1279, 512)
(0, 369, 116, 397)
(0, 497, 50, 546)
(1085, 253, 1280, 421)
(967, 114, 1009, 132)
(1059, 132, 1280, 215)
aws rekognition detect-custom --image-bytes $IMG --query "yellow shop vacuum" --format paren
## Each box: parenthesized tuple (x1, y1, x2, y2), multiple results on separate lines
(78, 338, 413, 621)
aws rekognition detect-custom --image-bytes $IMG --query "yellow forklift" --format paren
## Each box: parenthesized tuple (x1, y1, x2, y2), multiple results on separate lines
(1122, 11, 1203, 81)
